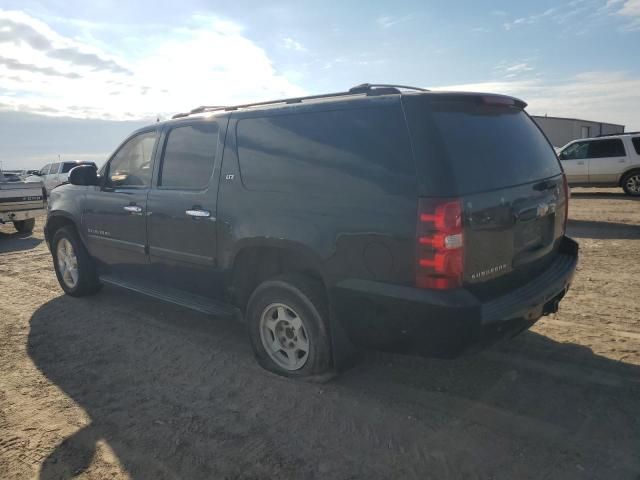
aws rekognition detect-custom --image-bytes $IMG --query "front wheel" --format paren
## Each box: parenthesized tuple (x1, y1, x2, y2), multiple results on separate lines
(622, 170, 640, 196)
(13, 218, 35, 233)
(51, 226, 101, 296)
(246, 274, 333, 380)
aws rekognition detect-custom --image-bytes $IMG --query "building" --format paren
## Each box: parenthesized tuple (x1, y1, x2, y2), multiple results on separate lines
(531, 115, 625, 148)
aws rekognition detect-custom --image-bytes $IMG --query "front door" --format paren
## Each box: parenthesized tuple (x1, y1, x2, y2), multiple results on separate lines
(45, 163, 61, 193)
(146, 120, 225, 299)
(83, 129, 158, 278)
(558, 141, 589, 184)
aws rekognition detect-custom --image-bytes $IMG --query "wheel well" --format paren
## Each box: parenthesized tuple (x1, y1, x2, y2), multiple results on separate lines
(230, 247, 325, 311)
(620, 168, 640, 186)
(45, 216, 76, 242)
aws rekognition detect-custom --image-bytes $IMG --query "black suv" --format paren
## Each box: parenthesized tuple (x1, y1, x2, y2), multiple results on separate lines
(45, 84, 578, 379)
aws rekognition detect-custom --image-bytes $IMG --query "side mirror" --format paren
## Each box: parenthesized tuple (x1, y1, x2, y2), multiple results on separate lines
(69, 165, 99, 186)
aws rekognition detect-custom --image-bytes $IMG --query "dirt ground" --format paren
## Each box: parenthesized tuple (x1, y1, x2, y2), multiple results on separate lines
(1, 188, 639, 480)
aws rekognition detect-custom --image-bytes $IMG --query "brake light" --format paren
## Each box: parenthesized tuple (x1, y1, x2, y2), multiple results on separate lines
(416, 198, 464, 290)
(562, 173, 569, 234)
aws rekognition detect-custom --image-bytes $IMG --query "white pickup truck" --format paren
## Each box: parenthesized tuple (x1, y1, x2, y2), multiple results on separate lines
(557, 132, 640, 196)
(0, 172, 46, 233)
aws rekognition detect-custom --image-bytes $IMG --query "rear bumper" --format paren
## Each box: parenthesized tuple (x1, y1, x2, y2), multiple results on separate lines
(0, 208, 44, 223)
(331, 236, 579, 357)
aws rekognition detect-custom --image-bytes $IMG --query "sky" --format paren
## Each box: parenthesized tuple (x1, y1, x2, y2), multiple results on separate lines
(1, 0, 639, 169)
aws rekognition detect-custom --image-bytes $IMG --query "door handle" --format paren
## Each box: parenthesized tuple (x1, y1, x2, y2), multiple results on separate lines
(619, 159, 626, 163)
(186, 209, 211, 218)
(123, 205, 142, 213)
(577, 161, 585, 165)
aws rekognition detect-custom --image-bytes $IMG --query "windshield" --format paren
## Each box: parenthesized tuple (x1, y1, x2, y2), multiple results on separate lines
(61, 162, 95, 173)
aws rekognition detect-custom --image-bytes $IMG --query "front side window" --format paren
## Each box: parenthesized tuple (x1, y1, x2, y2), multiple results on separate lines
(159, 123, 218, 189)
(107, 131, 157, 187)
(40, 164, 51, 175)
(588, 139, 626, 158)
(560, 142, 589, 160)
(49, 163, 60, 175)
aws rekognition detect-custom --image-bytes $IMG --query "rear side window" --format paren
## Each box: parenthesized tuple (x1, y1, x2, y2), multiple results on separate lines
(403, 97, 562, 194)
(631, 137, 640, 155)
(159, 123, 218, 189)
(236, 106, 413, 194)
(588, 139, 625, 158)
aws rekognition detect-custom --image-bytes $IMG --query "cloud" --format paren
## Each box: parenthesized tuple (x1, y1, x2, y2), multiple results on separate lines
(502, 2, 596, 30)
(282, 37, 307, 52)
(0, 56, 81, 79)
(376, 14, 414, 29)
(504, 63, 534, 73)
(0, 16, 52, 50)
(0, 9, 305, 120)
(608, 0, 640, 30)
(47, 48, 132, 75)
(434, 71, 640, 130)
(0, 10, 130, 75)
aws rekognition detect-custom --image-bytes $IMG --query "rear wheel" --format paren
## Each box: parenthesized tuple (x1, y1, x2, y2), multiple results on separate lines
(247, 274, 333, 380)
(622, 170, 640, 196)
(13, 218, 35, 233)
(52, 226, 101, 296)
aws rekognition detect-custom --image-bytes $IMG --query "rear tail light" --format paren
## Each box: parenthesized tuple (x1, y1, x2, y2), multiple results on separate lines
(416, 198, 464, 290)
(562, 173, 569, 234)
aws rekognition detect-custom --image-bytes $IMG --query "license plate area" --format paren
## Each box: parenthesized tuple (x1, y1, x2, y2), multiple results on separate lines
(514, 215, 553, 252)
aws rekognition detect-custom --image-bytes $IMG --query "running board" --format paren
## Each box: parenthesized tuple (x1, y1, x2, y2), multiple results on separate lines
(100, 274, 236, 317)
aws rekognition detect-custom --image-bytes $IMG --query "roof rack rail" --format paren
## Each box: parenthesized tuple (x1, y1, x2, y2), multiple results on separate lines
(348, 83, 428, 93)
(171, 83, 427, 119)
(596, 131, 639, 137)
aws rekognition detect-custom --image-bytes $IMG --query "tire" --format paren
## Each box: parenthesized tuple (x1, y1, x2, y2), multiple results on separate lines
(246, 273, 334, 380)
(51, 226, 102, 297)
(621, 170, 640, 196)
(13, 218, 35, 233)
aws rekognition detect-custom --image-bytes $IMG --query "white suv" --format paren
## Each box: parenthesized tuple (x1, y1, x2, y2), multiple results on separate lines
(27, 161, 97, 195)
(557, 133, 640, 196)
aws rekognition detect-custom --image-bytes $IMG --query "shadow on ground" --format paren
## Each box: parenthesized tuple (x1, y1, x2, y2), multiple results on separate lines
(27, 288, 640, 479)
(0, 229, 42, 253)
(570, 191, 639, 201)
(567, 219, 640, 240)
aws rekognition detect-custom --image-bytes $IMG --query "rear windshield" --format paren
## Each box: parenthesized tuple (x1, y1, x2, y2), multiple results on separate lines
(61, 162, 95, 173)
(403, 96, 562, 195)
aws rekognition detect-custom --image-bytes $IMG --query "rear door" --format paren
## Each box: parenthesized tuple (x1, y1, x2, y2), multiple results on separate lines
(403, 94, 566, 295)
(586, 138, 627, 184)
(558, 141, 589, 183)
(146, 119, 226, 298)
(83, 129, 158, 277)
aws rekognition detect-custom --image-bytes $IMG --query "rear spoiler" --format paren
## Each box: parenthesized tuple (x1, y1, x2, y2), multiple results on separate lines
(422, 91, 528, 109)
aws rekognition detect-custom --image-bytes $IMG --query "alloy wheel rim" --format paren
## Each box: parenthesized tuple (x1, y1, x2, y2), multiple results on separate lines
(626, 174, 640, 194)
(56, 238, 79, 289)
(259, 303, 310, 371)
